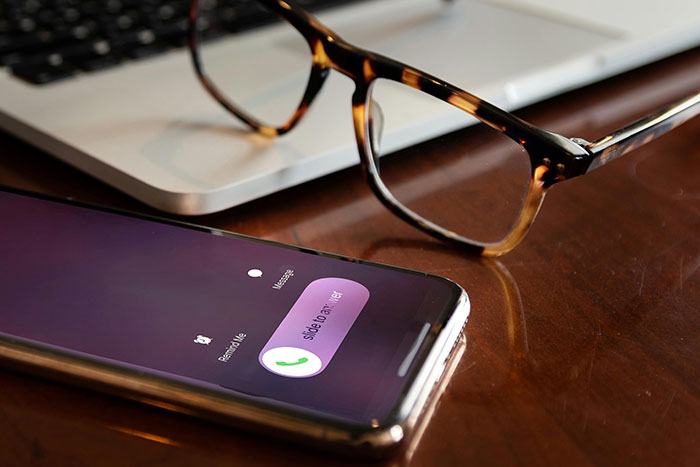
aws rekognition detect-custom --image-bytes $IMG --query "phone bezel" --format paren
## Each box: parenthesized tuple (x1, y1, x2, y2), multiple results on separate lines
(0, 185, 469, 457)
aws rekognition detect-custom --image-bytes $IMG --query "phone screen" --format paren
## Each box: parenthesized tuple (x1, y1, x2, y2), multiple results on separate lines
(0, 189, 462, 425)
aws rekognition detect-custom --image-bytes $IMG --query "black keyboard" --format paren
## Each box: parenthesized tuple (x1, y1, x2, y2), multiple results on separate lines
(0, 0, 357, 85)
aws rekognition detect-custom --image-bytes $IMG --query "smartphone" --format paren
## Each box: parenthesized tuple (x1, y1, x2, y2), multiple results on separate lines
(0, 186, 468, 458)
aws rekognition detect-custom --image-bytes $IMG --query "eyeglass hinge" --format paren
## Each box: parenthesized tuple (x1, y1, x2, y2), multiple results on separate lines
(570, 137, 591, 145)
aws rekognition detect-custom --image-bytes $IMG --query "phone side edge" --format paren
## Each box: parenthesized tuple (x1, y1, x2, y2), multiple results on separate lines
(353, 288, 470, 457)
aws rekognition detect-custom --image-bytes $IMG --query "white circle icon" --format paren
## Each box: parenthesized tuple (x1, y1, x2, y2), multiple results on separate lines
(261, 347, 322, 378)
(247, 268, 263, 278)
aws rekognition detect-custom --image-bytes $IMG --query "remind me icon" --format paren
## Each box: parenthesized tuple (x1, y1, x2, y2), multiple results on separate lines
(194, 335, 212, 345)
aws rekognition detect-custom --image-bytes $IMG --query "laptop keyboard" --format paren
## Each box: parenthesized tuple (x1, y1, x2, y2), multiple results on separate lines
(0, 0, 357, 85)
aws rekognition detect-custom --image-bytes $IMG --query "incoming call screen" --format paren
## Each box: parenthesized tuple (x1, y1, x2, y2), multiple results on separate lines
(0, 190, 460, 423)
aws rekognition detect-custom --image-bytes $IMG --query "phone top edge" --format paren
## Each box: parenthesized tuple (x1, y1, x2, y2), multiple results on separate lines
(0, 185, 464, 289)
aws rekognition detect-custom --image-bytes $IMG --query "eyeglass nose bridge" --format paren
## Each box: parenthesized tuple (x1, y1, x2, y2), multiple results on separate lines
(307, 32, 383, 85)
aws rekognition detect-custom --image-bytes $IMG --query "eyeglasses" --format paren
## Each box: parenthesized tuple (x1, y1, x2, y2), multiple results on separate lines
(188, 0, 700, 256)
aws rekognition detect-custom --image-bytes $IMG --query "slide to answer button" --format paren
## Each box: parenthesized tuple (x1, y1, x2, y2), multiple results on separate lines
(259, 277, 369, 378)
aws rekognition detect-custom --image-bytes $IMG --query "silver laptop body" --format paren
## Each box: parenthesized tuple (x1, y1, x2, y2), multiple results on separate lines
(1, 0, 699, 214)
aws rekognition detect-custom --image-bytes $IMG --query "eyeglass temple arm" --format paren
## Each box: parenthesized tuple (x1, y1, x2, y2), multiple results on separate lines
(583, 90, 700, 172)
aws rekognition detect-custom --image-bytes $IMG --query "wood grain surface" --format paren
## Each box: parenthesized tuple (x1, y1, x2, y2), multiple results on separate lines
(1, 46, 699, 466)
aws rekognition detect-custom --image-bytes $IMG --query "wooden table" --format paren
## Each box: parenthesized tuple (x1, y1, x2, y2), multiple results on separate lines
(1, 46, 699, 466)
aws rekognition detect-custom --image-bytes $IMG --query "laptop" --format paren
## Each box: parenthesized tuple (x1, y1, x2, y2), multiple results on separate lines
(1, 0, 699, 215)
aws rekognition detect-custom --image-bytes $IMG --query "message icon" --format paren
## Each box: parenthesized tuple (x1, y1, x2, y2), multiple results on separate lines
(247, 268, 263, 278)
(261, 347, 322, 377)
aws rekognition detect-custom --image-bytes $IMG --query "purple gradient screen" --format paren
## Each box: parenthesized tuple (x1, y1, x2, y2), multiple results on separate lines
(0, 190, 459, 423)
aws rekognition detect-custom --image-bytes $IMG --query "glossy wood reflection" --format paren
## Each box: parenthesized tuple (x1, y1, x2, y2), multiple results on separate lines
(1, 47, 699, 466)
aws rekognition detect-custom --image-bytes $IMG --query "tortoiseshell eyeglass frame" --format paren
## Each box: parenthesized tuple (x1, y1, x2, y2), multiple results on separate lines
(189, 0, 700, 256)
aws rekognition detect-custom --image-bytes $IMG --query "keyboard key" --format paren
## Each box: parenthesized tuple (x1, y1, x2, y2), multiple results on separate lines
(124, 44, 168, 60)
(73, 55, 122, 72)
(0, 33, 42, 56)
(11, 63, 74, 84)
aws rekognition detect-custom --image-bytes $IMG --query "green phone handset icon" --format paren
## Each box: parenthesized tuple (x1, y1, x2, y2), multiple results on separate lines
(262, 347, 322, 377)
(275, 357, 309, 367)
